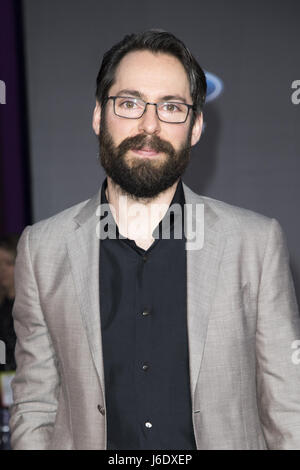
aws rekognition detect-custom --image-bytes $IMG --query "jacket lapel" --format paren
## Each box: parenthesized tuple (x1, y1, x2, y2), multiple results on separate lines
(66, 189, 106, 397)
(183, 183, 225, 406)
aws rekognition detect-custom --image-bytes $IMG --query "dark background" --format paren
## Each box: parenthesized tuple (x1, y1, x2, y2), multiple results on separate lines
(1, 0, 300, 301)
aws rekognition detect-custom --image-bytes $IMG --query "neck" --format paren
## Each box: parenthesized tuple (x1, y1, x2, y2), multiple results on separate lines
(105, 176, 179, 244)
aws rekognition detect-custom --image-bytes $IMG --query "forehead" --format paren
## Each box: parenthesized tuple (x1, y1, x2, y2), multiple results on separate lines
(110, 50, 191, 101)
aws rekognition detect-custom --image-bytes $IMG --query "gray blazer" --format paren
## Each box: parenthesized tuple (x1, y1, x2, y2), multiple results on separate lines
(9, 182, 300, 449)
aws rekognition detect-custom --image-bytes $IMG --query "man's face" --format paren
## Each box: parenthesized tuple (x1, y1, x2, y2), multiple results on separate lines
(93, 50, 203, 199)
(0, 248, 15, 295)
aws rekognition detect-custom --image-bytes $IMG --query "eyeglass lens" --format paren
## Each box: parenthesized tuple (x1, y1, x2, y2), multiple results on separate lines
(114, 97, 189, 123)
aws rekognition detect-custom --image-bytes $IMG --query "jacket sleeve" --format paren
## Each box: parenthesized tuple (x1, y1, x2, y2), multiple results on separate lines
(9, 226, 60, 450)
(256, 218, 300, 449)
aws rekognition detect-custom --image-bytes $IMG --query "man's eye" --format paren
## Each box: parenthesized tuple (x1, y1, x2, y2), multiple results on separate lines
(120, 100, 137, 108)
(163, 103, 180, 112)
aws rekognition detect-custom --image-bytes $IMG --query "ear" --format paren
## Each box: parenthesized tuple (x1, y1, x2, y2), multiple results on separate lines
(190, 112, 203, 147)
(92, 100, 101, 135)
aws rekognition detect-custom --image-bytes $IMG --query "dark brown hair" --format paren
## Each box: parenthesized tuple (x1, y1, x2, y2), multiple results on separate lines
(96, 29, 207, 117)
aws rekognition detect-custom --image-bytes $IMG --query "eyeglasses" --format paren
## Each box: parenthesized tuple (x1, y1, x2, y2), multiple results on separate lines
(106, 96, 195, 124)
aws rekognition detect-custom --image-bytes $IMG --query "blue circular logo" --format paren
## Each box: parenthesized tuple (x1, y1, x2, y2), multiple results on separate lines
(205, 72, 223, 103)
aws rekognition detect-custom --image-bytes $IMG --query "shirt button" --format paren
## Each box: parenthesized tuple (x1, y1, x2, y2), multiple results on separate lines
(145, 422, 152, 428)
(97, 405, 105, 415)
(142, 364, 149, 371)
(142, 254, 148, 262)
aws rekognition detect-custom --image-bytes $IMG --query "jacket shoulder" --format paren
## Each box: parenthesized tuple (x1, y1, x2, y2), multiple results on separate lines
(19, 195, 97, 252)
(204, 195, 272, 228)
(182, 182, 280, 239)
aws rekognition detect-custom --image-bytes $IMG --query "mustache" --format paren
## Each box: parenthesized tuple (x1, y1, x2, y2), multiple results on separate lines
(117, 133, 175, 157)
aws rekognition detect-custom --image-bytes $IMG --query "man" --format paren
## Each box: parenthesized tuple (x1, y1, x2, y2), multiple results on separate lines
(9, 30, 300, 450)
(0, 235, 18, 372)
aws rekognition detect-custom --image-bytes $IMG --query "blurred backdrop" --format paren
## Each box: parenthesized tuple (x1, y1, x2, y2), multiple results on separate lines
(0, 1, 300, 445)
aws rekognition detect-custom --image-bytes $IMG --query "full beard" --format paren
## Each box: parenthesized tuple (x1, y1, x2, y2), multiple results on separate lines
(98, 113, 193, 200)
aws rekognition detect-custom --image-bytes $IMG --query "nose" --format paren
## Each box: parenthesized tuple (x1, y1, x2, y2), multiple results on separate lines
(138, 103, 161, 135)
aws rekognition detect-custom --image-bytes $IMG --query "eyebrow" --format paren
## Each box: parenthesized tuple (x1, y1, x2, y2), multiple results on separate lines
(114, 89, 188, 103)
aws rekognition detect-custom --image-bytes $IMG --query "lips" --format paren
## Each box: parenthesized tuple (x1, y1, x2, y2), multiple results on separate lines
(132, 147, 159, 157)
(133, 146, 157, 152)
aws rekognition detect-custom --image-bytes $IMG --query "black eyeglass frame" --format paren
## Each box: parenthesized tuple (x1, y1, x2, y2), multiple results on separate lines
(105, 95, 196, 124)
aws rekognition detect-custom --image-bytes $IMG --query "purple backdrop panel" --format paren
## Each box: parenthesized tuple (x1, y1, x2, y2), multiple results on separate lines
(0, 0, 29, 235)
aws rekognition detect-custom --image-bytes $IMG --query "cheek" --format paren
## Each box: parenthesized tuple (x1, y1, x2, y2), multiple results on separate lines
(3, 266, 14, 279)
(164, 126, 190, 148)
(106, 113, 139, 144)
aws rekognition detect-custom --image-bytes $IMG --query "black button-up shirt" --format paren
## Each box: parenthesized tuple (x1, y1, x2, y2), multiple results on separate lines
(99, 177, 196, 450)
